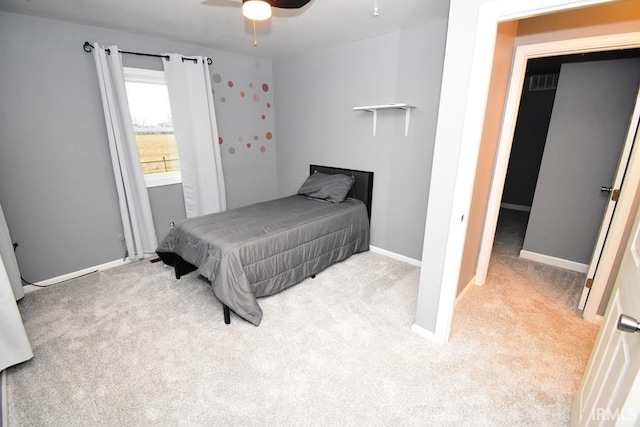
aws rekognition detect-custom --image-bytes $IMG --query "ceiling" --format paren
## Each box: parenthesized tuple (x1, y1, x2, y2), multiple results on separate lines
(0, 0, 450, 59)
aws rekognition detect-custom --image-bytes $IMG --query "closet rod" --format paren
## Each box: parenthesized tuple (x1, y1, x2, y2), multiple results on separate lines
(83, 41, 212, 65)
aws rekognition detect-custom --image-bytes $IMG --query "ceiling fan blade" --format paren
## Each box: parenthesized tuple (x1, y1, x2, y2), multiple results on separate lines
(267, 0, 312, 9)
(201, 0, 242, 8)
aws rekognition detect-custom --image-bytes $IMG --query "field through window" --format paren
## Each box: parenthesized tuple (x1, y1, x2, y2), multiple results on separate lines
(124, 69, 181, 177)
(136, 133, 180, 175)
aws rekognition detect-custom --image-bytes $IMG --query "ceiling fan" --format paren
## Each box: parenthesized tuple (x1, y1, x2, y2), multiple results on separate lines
(241, 0, 312, 21)
(203, 0, 312, 45)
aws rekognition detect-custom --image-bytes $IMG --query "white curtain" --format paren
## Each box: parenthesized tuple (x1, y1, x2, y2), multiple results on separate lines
(0, 203, 33, 370)
(93, 44, 158, 259)
(162, 54, 226, 218)
(0, 203, 23, 300)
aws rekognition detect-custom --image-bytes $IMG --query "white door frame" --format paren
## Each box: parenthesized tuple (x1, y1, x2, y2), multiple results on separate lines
(475, 32, 640, 323)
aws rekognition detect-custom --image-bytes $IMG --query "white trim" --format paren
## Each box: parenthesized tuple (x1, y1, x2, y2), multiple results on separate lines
(411, 323, 446, 344)
(519, 249, 588, 273)
(144, 171, 182, 188)
(369, 246, 422, 267)
(22, 257, 136, 293)
(424, 0, 619, 346)
(500, 203, 531, 212)
(593, 314, 604, 325)
(481, 0, 617, 22)
(2, 369, 7, 427)
(456, 276, 477, 306)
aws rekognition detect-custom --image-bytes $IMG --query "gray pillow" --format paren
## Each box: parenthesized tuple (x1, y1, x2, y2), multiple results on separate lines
(297, 172, 355, 203)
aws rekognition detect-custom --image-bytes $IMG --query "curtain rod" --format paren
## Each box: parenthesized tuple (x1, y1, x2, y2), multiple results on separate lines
(83, 42, 212, 65)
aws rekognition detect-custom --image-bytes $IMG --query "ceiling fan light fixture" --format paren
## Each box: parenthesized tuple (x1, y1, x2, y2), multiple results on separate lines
(242, 0, 272, 21)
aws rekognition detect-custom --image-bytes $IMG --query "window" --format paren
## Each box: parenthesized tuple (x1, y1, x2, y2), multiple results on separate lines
(123, 67, 181, 188)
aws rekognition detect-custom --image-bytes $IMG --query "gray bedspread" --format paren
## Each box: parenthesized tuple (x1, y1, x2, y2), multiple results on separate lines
(156, 195, 370, 325)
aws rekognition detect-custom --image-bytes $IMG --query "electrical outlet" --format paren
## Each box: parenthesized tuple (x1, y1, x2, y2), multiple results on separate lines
(169, 221, 175, 229)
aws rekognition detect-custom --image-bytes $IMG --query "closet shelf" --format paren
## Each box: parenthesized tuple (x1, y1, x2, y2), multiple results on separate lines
(353, 103, 417, 136)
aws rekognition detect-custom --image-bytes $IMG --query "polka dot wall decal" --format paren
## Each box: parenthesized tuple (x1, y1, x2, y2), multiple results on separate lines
(253, 135, 259, 141)
(262, 83, 269, 92)
(221, 97, 226, 103)
(266, 102, 271, 108)
(266, 132, 273, 140)
(229, 147, 235, 154)
(238, 136, 243, 142)
(211, 88, 215, 95)
(240, 91, 245, 97)
(227, 81, 234, 88)
(261, 114, 266, 120)
(260, 146, 266, 153)
(218, 137, 224, 144)
(253, 94, 260, 103)
(249, 83, 254, 88)
(246, 143, 252, 149)
(213, 73, 222, 83)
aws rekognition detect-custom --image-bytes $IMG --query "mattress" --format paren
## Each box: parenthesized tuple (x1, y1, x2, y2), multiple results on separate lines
(156, 195, 370, 325)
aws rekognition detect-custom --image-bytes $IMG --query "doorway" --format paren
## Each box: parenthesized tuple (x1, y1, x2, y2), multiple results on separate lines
(502, 50, 640, 280)
(476, 37, 640, 324)
(415, 0, 640, 345)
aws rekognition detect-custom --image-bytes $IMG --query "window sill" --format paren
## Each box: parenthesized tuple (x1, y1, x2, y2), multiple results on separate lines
(145, 171, 182, 188)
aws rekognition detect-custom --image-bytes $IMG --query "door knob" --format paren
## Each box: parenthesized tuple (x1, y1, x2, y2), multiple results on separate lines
(601, 186, 613, 193)
(617, 314, 640, 333)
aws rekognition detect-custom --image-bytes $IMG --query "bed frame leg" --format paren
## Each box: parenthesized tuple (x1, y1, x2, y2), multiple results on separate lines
(173, 255, 181, 280)
(223, 304, 231, 325)
(311, 274, 316, 279)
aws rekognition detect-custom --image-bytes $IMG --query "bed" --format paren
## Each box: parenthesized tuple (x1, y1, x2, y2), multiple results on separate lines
(156, 165, 374, 326)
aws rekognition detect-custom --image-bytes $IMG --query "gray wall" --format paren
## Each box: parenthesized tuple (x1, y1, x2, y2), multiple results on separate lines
(148, 184, 186, 243)
(522, 58, 640, 264)
(0, 12, 278, 282)
(272, 21, 448, 260)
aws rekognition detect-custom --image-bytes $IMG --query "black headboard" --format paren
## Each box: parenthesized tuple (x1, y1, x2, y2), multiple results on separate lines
(309, 165, 374, 220)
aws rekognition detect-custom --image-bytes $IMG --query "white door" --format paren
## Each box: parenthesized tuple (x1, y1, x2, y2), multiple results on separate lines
(572, 203, 640, 425)
(578, 83, 640, 312)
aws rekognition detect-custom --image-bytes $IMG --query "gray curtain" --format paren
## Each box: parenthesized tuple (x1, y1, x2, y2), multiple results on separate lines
(0, 202, 33, 370)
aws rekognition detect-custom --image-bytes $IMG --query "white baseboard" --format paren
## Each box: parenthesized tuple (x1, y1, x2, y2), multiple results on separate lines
(370, 246, 422, 267)
(500, 203, 531, 212)
(411, 323, 446, 344)
(23, 257, 135, 293)
(593, 314, 604, 326)
(455, 276, 476, 306)
(2, 369, 7, 427)
(519, 249, 588, 273)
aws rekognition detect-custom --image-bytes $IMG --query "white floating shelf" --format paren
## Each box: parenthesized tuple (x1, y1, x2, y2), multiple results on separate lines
(353, 103, 417, 136)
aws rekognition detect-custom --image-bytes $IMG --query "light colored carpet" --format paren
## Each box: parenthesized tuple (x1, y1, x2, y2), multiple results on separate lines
(6, 212, 598, 425)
